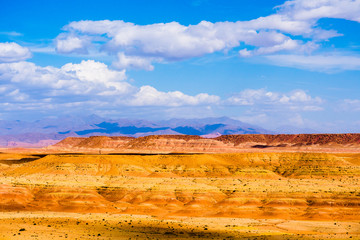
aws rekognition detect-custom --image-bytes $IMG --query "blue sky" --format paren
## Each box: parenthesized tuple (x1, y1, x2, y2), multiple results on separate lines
(0, 0, 360, 133)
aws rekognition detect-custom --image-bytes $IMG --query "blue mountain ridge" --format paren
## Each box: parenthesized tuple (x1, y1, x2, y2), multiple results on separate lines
(0, 115, 274, 145)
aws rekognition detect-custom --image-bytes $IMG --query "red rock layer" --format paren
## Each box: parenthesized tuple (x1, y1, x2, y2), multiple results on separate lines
(51, 134, 360, 152)
(216, 133, 360, 146)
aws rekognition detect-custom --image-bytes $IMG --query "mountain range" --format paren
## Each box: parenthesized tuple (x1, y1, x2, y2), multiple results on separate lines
(0, 115, 274, 147)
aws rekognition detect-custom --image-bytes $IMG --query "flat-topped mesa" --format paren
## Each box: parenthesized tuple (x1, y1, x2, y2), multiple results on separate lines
(215, 133, 360, 146)
(124, 135, 224, 151)
(125, 135, 202, 147)
(76, 136, 134, 148)
(51, 133, 360, 152)
(51, 135, 226, 152)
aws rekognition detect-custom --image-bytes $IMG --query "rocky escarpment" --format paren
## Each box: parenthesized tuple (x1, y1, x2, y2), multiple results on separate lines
(51, 134, 360, 153)
(216, 133, 360, 146)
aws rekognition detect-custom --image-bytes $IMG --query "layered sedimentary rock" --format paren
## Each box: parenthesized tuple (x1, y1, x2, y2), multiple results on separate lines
(50, 133, 360, 152)
(1, 152, 360, 221)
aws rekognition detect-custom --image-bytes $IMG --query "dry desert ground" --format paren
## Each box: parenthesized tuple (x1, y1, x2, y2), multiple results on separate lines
(0, 135, 360, 239)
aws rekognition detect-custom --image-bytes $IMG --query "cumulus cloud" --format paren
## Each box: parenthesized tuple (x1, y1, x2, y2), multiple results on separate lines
(0, 59, 220, 110)
(55, 35, 90, 54)
(127, 85, 220, 106)
(113, 52, 155, 71)
(0, 60, 131, 97)
(278, 0, 360, 23)
(57, 20, 318, 69)
(61, 60, 126, 84)
(246, 0, 359, 39)
(0, 42, 32, 62)
(53, 0, 360, 71)
(64, 20, 240, 60)
(68, 20, 315, 57)
(226, 88, 323, 111)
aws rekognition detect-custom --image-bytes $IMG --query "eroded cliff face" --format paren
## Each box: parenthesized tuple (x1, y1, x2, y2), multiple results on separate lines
(50, 134, 360, 153)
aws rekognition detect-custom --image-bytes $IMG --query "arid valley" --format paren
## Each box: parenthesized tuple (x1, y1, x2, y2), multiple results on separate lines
(0, 134, 359, 239)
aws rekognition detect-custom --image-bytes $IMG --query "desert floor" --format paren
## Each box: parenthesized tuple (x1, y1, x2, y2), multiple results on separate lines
(0, 151, 359, 239)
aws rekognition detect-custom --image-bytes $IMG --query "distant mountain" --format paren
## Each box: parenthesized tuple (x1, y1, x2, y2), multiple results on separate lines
(0, 115, 274, 147)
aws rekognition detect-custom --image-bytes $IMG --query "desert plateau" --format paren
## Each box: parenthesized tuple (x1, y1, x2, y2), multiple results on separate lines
(0, 134, 359, 239)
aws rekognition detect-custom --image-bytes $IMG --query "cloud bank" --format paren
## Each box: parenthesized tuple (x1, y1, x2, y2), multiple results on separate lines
(0, 47, 220, 115)
(0, 41, 322, 118)
(227, 88, 323, 111)
(54, 0, 360, 71)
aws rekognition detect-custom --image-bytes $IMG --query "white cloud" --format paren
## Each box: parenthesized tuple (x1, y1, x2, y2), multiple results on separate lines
(113, 52, 154, 71)
(239, 49, 252, 57)
(265, 54, 360, 72)
(55, 35, 90, 54)
(0, 60, 131, 97)
(50, 0, 360, 72)
(61, 60, 130, 95)
(0, 42, 32, 63)
(227, 89, 279, 105)
(226, 88, 323, 111)
(240, 39, 318, 57)
(58, 20, 318, 68)
(61, 60, 126, 84)
(279, 0, 360, 23)
(65, 20, 237, 60)
(127, 85, 220, 106)
(0, 59, 220, 109)
(245, 14, 313, 36)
